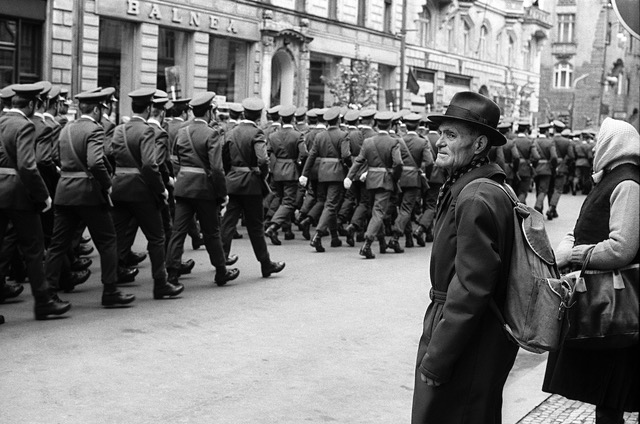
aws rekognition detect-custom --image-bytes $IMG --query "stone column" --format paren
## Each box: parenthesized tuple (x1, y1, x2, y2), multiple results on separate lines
(261, 35, 275, 108)
(192, 32, 210, 95)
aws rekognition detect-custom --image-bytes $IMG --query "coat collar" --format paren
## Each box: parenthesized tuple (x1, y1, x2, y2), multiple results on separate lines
(449, 163, 506, 202)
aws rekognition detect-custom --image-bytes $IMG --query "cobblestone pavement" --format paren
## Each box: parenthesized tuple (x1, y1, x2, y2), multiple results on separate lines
(518, 395, 639, 423)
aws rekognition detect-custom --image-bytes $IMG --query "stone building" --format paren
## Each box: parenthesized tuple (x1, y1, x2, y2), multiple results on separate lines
(2, 0, 554, 121)
(538, 0, 640, 129)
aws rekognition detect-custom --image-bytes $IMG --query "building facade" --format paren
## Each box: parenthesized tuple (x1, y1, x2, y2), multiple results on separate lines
(538, 0, 640, 129)
(2, 0, 555, 122)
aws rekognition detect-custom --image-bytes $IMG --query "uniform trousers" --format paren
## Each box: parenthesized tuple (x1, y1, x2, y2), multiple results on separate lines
(0, 224, 19, 278)
(37, 164, 59, 248)
(0, 209, 49, 298)
(45, 204, 118, 288)
(300, 180, 319, 220)
(270, 181, 298, 228)
(337, 183, 357, 224)
(418, 184, 441, 231)
(315, 182, 344, 234)
(515, 176, 532, 204)
(349, 182, 371, 230)
(549, 173, 567, 208)
(365, 189, 392, 240)
(221, 194, 270, 263)
(535, 175, 552, 210)
(393, 187, 420, 235)
(112, 200, 167, 282)
(166, 197, 225, 272)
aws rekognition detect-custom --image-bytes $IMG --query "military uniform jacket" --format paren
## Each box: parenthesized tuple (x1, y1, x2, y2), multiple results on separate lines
(263, 122, 281, 141)
(110, 117, 165, 203)
(534, 136, 558, 176)
(0, 110, 49, 210)
(43, 113, 62, 166)
(55, 115, 69, 129)
(399, 131, 433, 188)
(174, 119, 226, 200)
(514, 135, 540, 177)
(347, 132, 402, 191)
(295, 122, 309, 134)
(303, 125, 326, 180)
(346, 127, 365, 180)
(501, 138, 521, 180)
(223, 120, 268, 196)
(553, 134, 575, 174)
(33, 113, 55, 169)
(427, 131, 446, 185)
(167, 118, 187, 171)
(55, 116, 111, 206)
(360, 126, 377, 141)
(148, 118, 173, 185)
(574, 142, 593, 167)
(302, 126, 350, 182)
(267, 125, 306, 182)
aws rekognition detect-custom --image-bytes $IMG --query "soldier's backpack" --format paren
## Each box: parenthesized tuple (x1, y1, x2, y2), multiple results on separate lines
(465, 178, 574, 354)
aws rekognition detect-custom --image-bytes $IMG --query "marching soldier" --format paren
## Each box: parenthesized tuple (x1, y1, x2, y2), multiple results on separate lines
(264, 105, 281, 139)
(513, 121, 539, 204)
(533, 122, 558, 213)
(166, 92, 239, 286)
(497, 122, 520, 190)
(264, 105, 306, 245)
(336, 109, 363, 243)
(548, 121, 574, 220)
(389, 113, 433, 253)
(573, 131, 594, 195)
(44, 88, 135, 307)
(344, 111, 403, 259)
(300, 107, 350, 252)
(0, 83, 70, 319)
(110, 88, 183, 299)
(56, 88, 71, 129)
(294, 107, 308, 133)
(221, 97, 285, 278)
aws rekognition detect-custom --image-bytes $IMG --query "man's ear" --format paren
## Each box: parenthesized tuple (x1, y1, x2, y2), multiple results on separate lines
(475, 134, 489, 154)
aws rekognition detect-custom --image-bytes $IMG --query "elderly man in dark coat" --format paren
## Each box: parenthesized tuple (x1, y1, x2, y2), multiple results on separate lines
(412, 92, 518, 424)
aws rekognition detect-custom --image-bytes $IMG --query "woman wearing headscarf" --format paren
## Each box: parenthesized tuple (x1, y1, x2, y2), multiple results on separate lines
(543, 117, 640, 424)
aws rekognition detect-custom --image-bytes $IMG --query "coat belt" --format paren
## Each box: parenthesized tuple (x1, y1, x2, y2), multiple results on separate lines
(402, 166, 418, 171)
(231, 166, 259, 172)
(61, 171, 89, 178)
(368, 167, 389, 172)
(180, 166, 206, 174)
(0, 167, 17, 175)
(320, 158, 340, 163)
(116, 167, 140, 174)
(429, 288, 447, 304)
(170, 155, 178, 161)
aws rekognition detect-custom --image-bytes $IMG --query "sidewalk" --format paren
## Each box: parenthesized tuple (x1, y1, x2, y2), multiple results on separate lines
(518, 395, 639, 423)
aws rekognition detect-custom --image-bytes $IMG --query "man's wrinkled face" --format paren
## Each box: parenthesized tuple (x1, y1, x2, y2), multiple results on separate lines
(435, 120, 481, 173)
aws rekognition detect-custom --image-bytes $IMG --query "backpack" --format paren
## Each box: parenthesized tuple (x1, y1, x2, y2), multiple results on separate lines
(465, 178, 574, 354)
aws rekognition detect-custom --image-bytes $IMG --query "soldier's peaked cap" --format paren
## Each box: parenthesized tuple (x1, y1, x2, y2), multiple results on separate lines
(34, 81, 52, 97)
(267, 105, 281, 115)
(404, 113, 422, 122)
(101, 87, 118, 102)
(0, 85, 16, 99)
(374, 111, 394, 122)
(323, 107, 341, 122)
(279, 105, 296, 118)
(48, 86, 61, 100)
(229, 103, 244, 113)
(12, 83, 45, 99)
(75, 89, 108, 103)
(306, 109, 318, 118)
(344, 110, 360, 122)
(128, 87, 155, 103)
(359, 109, 376, 119)
(552, 120, 566, 129)
(172, 98, 191, 105)
(538, 122, 551, 129)
(295, 107, 307, 117)
(242, 97, 265, 112)
(189, 92, 216, 108)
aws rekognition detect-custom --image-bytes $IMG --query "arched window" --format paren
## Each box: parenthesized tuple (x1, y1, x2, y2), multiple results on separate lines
(447, 17, 456, 51)
(495, 32, 503, 63)
(554, 62, 573, 88)
(463, 21, 471, 54)
(479, 25, 489, 59)
(417, 7, 431, 47)
(507, 35, 516, 65)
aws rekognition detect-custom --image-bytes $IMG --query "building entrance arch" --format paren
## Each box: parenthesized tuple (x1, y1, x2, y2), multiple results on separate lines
(271, 49, 294, 106)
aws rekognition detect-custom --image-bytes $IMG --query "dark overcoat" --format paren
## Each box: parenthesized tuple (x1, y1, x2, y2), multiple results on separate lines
(412, 164, 519, 424)
(301, 126, 350, 182)
(267, 125, 305, 182)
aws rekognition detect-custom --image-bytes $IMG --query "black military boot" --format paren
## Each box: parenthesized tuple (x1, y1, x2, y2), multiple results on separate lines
(153, 279, 184, 300)
(359, 238, 375, 259)
(425, 225, 435, 243)
(34, 292, 71, 320)
(298, 217, 312, 240)
(178, 259, 195, 275)
(265, 223, 282, 246)
(116, 266, 138, 284)
(284, 229, 295, 240)
(310, 231, 325, 252)
(413, 226, 426, 247)
(59, 269, 91, 293)
(102, 284, 136, 307)
(330, 229, 342, 248)
(404, 228, 414, 248)
(261, 260, 286, 277)
(0, 279, 24, 303)
(378, 235, 388, 254)
(337, 222, 348, 236)
(123, 250, 147, 267)
(345, 224, 356, 247)
(225, 254, 239, 266)
(387, 235, 405, 253)
(214, 267, 240, 286)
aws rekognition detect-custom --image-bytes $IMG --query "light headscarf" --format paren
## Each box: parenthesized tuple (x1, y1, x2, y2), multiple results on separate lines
(592, 117, 640, 184)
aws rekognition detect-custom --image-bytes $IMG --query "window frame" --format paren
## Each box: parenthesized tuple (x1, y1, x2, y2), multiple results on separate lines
(553, 61, 573, 89)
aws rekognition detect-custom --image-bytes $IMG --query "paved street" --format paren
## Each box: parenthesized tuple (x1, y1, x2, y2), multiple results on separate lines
(0, 192, 616, 424)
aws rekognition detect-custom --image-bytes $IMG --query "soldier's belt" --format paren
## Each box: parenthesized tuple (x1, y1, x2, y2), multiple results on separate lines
(170, 155, 178, 161)
(320, 158, 340, 163)
(539, 159, 549, 164)
(402, 166, 419, 171)
(115, 167, 141, 174)
(231, 166, 259, 172)
(61, 171, 89, 178)
(368, 167, 389, 172)
(180, 166, 206, 174)
(0, 167, 17, 175)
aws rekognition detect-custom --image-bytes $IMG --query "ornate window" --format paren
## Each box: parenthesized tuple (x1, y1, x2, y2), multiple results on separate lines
(479, 25, 489, 59)
(416, 6, 431, 47)
(553, 62, 573, 88)
(462, 21, 471, 55)
(557, 14, 575, 43)
(446, 17, 456, 52)
(507, 34, 516, 65)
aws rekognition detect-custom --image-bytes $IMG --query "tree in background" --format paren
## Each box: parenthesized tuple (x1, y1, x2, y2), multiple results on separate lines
(321, 56, 380, 109)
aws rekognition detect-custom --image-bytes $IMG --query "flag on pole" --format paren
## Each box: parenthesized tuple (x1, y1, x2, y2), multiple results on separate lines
(406, 67, 420, 95)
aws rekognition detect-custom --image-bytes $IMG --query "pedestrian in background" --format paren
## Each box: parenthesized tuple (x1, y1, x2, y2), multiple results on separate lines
(411, 92, 518, 424)
(543, 117, 639, 424)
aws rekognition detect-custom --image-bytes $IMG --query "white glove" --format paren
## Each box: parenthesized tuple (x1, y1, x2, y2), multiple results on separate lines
(42, 196, 52, 213)
(162, 188, 169, 199)
(107, 187, 113, 195)
(343, 177, 352, 190)
(168, 176, 175, 187)
(299, 175, 308, 187)
(359, 171, 368, 182)
(221, 195, 229, 208)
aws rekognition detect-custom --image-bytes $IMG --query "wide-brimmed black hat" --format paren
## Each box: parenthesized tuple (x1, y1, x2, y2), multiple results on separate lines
(428, 91, 506, 146)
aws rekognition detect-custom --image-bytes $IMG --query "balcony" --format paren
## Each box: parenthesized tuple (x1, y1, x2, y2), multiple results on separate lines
(552, 42, 577, 56)
(524, 5, 552, 29)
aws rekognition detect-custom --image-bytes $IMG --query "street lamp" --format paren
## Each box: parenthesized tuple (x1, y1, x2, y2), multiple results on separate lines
(571, 73, 589, 128)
